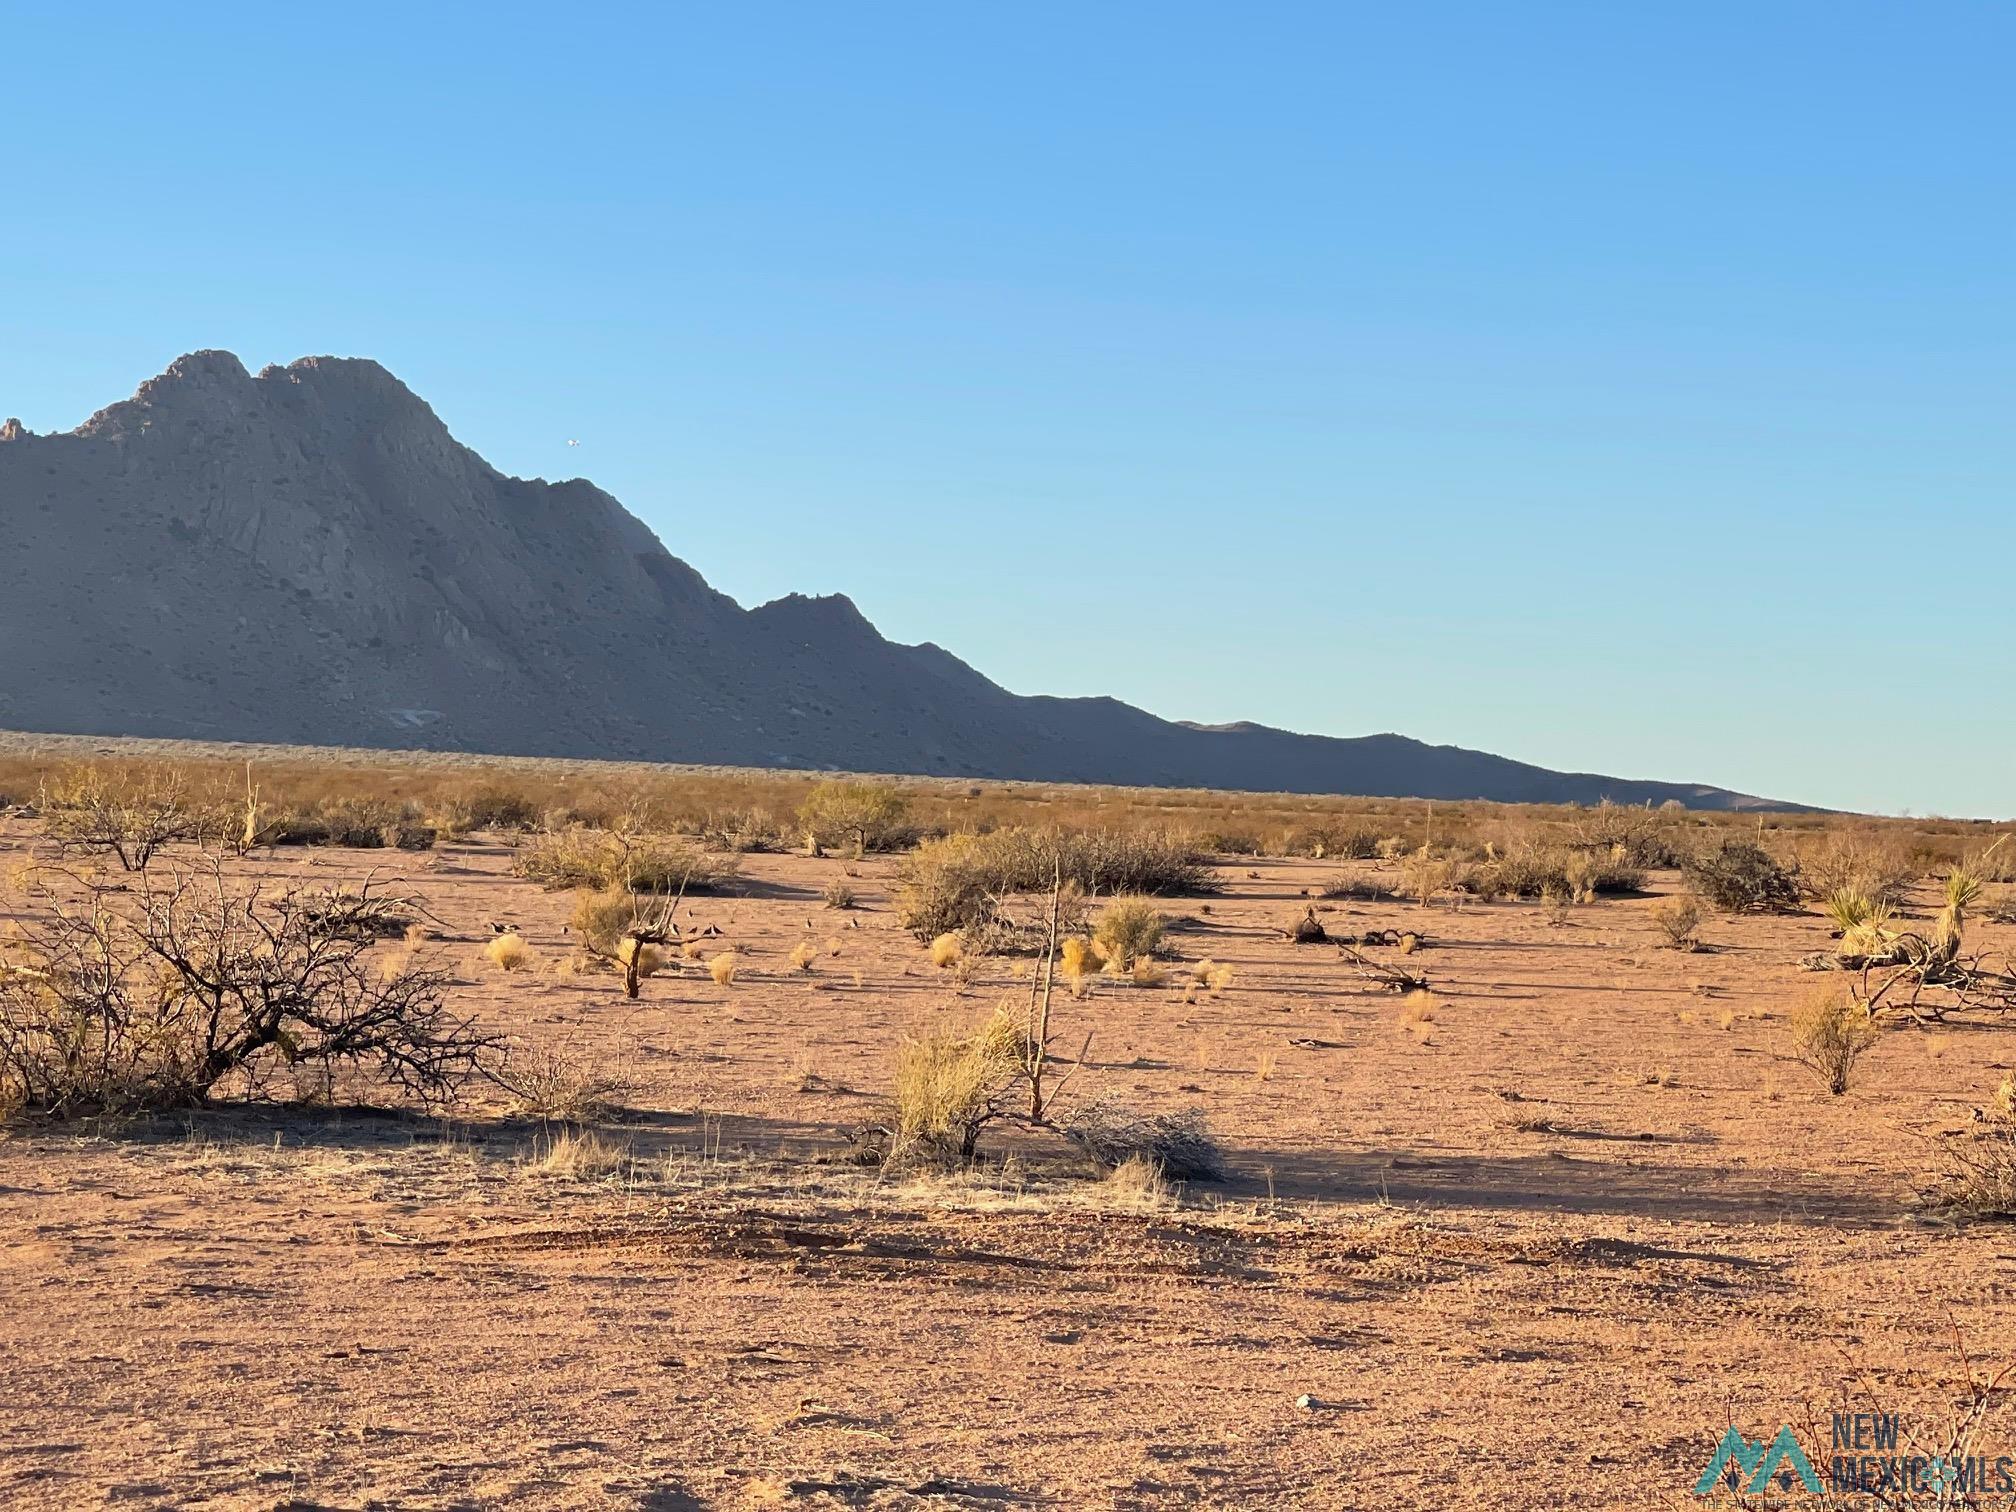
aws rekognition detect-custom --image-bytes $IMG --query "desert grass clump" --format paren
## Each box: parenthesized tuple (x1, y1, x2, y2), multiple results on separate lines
(1922, 1075, 2016, 1219)
(1684, 839, 1799, 914)
(707, 951, 740, 986)
(616, 936, 668, 980)
(529, 1127, 627, 1180)
(1058, 934, 1104, 996)
(484, 932, 536, 972)
(1092, 897, 1165, 971)
(787, 940, 818, 973)
(1788, 985, 1878, 1095)
(1060, 1094, 1225, 1181)
(888, 1007, 1027, 1164)
(1102, 1153, 1175, 1209)
(821, 877, 858, 910)
(1650, 895, 1705, 951)
(929, 932, 964, 970)
(1190, 959, 1235, 993)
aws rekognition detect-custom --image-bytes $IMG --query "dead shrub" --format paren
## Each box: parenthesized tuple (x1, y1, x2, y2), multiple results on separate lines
(1060, 1094, 1225, 1180)
(0, 868, 487, 1115)
(39, 763, 199, 871)
(494, 1043, 633, 1123)
(1797, 829, 1919, 905)
(821, 877, 858, 910)
(1924, 1076, 2016, 1218)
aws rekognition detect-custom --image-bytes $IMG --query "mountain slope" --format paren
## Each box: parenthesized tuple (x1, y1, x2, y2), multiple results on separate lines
(0, 352, 1801, 809)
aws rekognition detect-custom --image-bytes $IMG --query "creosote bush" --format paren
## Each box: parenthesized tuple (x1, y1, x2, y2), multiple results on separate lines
(39, 764, 199, 871)
(1092, 898, 1165, 970)
(1788, 985, 1878, 1095)
(1684, 839, 1800, 914)
(1649, 895, 1704, 951)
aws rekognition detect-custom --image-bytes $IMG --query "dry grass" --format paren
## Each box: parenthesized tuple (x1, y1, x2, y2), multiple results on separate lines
(483, 932, 535, 972)
(888, 1007, 1026, 1165)
(928, 932, 963, 970)
(787, 940, 818, 973)
(707, 951, 740, 986)
(527, 1127, 627, 1179)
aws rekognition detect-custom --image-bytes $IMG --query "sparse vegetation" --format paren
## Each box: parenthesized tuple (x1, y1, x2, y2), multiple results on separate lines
(515, 823, 737, 894)
(1650, 895, 1705, 951)
(895, 827, 1215, 942)
(1788, 985, 1878, 1095)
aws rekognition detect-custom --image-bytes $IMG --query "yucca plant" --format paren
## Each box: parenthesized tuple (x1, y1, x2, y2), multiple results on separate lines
(1823, 887, 1899, 960)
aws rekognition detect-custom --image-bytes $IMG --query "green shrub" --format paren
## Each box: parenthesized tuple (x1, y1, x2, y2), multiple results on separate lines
(797, 780, 914, 855)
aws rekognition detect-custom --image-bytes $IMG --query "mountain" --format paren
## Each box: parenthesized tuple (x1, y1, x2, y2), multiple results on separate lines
(0, 351, 1801, 810)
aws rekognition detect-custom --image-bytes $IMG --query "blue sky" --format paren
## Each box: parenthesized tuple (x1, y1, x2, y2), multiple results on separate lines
(2, 4, 2010, 815)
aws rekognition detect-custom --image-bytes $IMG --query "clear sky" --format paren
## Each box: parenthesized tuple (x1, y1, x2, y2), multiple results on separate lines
(2, 4, 2009, 815)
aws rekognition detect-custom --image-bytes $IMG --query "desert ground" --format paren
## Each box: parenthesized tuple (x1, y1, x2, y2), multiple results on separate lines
(4, 799, 2016, 1510)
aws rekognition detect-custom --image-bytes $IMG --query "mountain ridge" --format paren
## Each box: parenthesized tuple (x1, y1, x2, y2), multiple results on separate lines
(0, 351, 1809, 811)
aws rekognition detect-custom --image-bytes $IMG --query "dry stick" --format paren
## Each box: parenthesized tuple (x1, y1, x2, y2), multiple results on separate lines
(1335, 941, 1429, 993)
(1025, 860, 1062, 1122)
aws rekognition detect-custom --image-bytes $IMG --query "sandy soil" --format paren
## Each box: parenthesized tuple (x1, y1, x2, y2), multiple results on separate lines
(4, 824, 2015, 1510)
